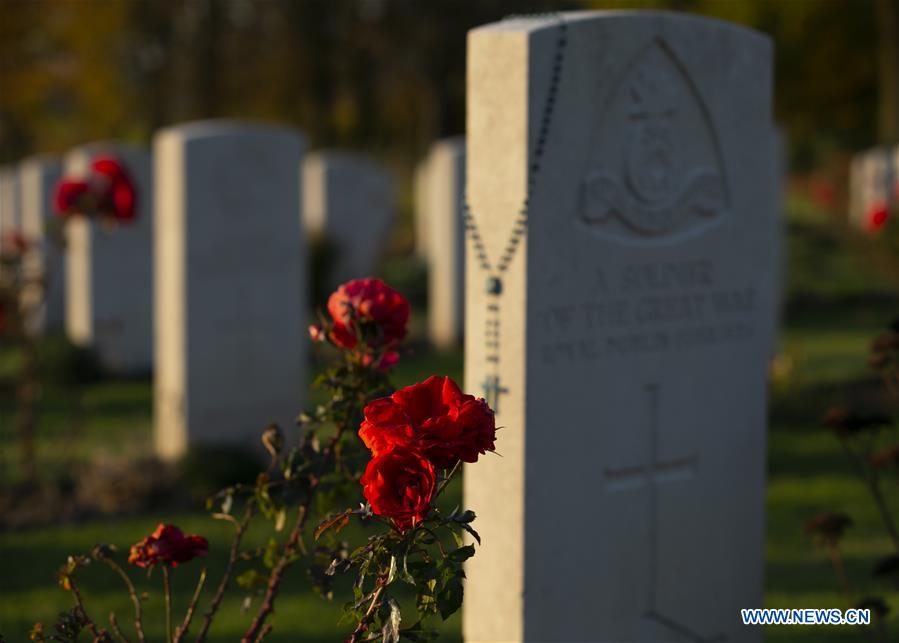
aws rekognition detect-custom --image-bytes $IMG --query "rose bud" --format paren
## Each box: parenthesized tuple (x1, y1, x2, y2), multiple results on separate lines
(308, 324, 326, 342)
(262, 423, 285, 457)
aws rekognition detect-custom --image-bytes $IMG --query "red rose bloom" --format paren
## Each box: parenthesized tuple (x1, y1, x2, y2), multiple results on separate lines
(92, 156, 137, 222)
(53, 179, 91, 217)
(359, 375, 497, 469)
(360, 446, 436, 531)
(327, 278, 410, 351)
(128, 524, 208, 569)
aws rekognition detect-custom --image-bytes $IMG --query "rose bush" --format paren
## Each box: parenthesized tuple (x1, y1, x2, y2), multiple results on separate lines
(809, 317, 899, 638)
(33, 277, 494, 643)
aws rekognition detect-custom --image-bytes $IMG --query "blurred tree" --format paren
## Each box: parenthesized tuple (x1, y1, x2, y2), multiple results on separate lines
(0, 0, 887, 173)
(875, 0, 899, 143)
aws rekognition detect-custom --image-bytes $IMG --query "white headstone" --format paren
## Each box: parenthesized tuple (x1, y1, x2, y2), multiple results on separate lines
(19, 156, 65, 333)
(154, 121, 306, 461)
(420, 138, 466, 348)
(64, 144, 153, 373)
(464, 12, 776, 642)
(302, 151, 394, 287)
(0, 165, 22, 235)
(413, 153, 432, 258)
(848, 146, 895, 230)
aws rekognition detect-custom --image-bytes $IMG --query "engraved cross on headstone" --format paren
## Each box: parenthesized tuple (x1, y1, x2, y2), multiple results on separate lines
(604, 383, 726, 643)
(481, 374, 509, 414)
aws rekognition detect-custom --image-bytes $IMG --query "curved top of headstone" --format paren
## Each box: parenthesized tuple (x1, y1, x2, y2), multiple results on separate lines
(306, 148, 390, 172)
(473, 10, 770, 47)
(155, 119, 305, 145)
(66, 140, 148, 155)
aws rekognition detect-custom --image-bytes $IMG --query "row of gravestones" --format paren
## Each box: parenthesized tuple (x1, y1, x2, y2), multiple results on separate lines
(849, 145, 898, 231)
(0, 135, 469, 350)
(0, 123, 404, 462)
(3, 11, 780, 641)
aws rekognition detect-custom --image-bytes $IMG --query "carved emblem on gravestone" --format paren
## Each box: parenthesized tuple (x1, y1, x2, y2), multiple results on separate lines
(581, 39, 728, 241)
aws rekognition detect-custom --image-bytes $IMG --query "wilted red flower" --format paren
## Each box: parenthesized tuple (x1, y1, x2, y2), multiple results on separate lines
(327, 278, 410, 352)
(92, 156, 136, 222)
(805, 512, 853, 545)
(360, 446, 436, 531)
(53, 179, 91, 217)
(128, 524, 208, 568)
(359, 375, 497, 469)
(821, 406, 892, 437)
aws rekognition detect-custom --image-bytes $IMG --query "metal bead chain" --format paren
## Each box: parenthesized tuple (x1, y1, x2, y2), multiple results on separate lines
(463, 15, 567, 278)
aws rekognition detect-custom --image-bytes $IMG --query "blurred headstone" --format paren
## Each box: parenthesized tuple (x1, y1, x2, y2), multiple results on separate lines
(154, 120, 306, 461)
(418, 137, 466, 349)
(302, 151, 394, 288)
(464, 12, 777, 642)
(413, 152, 432, 258)
(848, 146, 896, 232)
(0, 165, 22, 235)
(64, 144, 154, 373)
(20, 156, 65, 333)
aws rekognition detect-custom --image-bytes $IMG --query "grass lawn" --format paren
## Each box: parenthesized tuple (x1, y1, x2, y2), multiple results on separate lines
(2, 197, 899, 641)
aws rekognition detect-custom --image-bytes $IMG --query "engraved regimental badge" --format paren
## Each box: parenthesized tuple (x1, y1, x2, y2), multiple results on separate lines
(581, 39, 729, 242)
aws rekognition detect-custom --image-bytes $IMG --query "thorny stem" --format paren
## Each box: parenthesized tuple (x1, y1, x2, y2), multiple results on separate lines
(100, 557, 146, 643)
(435, 460, 462, 499)
(241, 503, 311, 643)
(16, 332, 37, 482)
(840, 437, 899, 551)
(253, 624, 273, 643)
(195, 504, 254, 643)
(826, 543, 852, 603)
(108, 612, 130, 643)
(67, 575, 110, 641)
(348, 581, 386, 643)
(163, 566, 173, 643)
(173, 568, 206, 643)
(419, 526, 447, 558)
(242, 416, 351, 642)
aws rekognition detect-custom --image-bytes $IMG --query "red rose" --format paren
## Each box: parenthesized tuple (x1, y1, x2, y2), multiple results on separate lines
(53, 179, 91, 217)
(327, 278, 410, 351)
(360, 446, 436, 531)
(128, 524, 208, 568)
(359, 375, 497, 469)
(92, 156, 137, 222)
